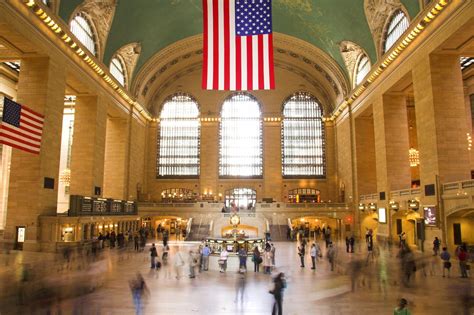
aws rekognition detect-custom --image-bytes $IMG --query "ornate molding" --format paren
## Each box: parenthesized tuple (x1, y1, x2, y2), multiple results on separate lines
(364, 0, 404, 57)
(114, 42, 141, 87)
(74, 0, 117, 60)
(339, 41, 368, 88)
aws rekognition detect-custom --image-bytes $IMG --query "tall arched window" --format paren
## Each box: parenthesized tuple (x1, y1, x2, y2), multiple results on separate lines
(282, 92, 325, 177)
(157, 93, 200, 178)
(220, 93, 262, 177)
(110, 57, 126, 87)
(70, 13, 97, 56)
(355, 54, 371, 86)
(383, 10, 409, 54)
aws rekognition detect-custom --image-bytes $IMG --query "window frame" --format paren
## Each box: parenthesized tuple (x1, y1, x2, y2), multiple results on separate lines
(281, 91, 326, 179)
(70, 12, 98, 56)
(156, 93, 201, 179)
(219, 92, 263, 179)
(109, 56, 127, 87)
(354, 54, 371, 87)
(382, 9, 410, 54)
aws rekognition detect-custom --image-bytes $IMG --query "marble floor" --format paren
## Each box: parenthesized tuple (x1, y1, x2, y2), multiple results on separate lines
(0, 240, 473, 315)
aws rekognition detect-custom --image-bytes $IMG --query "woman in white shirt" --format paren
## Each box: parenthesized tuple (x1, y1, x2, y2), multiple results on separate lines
(219, 248, 229, 273)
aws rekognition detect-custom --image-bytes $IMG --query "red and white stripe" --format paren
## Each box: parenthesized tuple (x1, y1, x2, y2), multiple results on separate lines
(0, 105, 44, 155)
(202, 0, 275, 91)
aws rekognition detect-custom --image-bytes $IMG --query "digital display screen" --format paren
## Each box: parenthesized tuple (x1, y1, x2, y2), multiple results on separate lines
(424, 206, 436, 226)
(378, 208, 387, 223)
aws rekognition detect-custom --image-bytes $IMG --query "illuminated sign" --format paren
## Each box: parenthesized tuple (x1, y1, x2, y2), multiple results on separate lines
(17, 227, 25, 243)
(424, 206, 436, 226)
(378, 208, 387, 224)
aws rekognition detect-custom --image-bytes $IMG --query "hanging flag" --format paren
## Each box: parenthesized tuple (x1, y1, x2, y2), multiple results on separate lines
(0, 97, 44, 155)
(202, 0, 275, 91)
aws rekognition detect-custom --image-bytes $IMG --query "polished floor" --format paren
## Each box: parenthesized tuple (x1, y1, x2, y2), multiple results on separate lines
(0, 239, 473, 314)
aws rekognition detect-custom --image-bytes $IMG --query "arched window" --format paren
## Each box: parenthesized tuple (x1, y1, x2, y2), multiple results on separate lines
(282, 92, 325, 177)
(383, 10, 409, 54)
(355, 54, 370, 86)
(110, 57, 126, 86)
(220, 93, 262, 177)
(70, 13, 97, 55)
(157, 93, 200, 177)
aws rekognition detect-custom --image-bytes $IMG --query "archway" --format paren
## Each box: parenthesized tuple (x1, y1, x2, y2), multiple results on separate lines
(446, 208, 474, 250)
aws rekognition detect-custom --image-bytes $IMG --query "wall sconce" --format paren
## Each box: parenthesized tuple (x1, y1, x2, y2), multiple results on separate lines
(389, 200, 399, 211)
(368, 202, 377, 211)
(408, 199, 419, 210)
(358, 203, 365, 211)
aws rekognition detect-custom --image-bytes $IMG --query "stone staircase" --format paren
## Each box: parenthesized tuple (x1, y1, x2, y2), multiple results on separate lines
(268, 225, 289, 241)
(186, 224, 210, 241)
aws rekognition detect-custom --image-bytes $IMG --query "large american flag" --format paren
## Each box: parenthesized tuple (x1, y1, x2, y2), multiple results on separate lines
(0, 97, 44, 155)
(202, 0, 275, 91)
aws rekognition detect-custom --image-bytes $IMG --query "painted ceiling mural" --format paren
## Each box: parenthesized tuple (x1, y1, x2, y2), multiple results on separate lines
(58, 0, 420, 79)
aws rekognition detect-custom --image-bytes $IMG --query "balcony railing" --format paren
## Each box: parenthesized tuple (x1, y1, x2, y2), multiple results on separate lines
(443, 179, 474, 191)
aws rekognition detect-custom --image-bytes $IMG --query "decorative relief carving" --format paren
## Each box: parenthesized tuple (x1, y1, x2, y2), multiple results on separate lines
(75, 0, 117, 60)
(364, 0, 402, 56)
(339, 41, 367, 88)
(115, 42, 141, 86)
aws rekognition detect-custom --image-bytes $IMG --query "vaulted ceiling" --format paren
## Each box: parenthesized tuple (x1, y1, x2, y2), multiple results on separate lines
(58, 0, 420, 79)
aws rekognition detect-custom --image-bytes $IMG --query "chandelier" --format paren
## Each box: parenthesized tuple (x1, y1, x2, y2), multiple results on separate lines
(408, 148, 419, 167)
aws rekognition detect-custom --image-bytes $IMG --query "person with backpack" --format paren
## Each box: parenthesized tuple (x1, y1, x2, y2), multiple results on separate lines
(269, 272, 287, 315)
(440, 247, 451, 277)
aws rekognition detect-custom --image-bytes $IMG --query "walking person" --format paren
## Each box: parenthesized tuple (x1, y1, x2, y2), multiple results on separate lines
(310, 243, 321, 270)
(129, 273, 149, 315)
(271, 243, 276, 269)
(349, 235, 355, 253)
(238, 246, 247, 272)
(189, 250, 198, 278)
(327, 242, 336, 271)
(457, 246, 469, 278)
(263, 247, 273, 274)
(298, 245, 305, 268)
(433, 237, 441, 256)
(149, 243, 158, 269)
(201, 244, 211, 271)
(269, 272, 286, 315)
(134, 233, 139, 252)
(440, 247, 451, 278)
(219, 247, 229, 273)
(253, 246, 262, 272)
(174, 248, 185, 279)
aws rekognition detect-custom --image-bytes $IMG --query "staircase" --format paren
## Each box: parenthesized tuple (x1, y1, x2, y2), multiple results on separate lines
(268, 225, 289, 241)
(186, 224, 210, 241)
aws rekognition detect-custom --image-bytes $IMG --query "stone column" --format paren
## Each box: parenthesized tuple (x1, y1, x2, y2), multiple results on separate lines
(103, 117, 129, 199)
(413, 54, 470, 186)
(263, 120, 282, 202)
(373, 94, 411, 240)
(70, 95, 107, 197)
(200, 121, 219, 196)
(4, 57, 66, 250)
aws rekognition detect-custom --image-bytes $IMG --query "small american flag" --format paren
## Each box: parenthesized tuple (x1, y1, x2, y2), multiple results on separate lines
(0, 97, 44, 155)
(202, 0, 275, 91)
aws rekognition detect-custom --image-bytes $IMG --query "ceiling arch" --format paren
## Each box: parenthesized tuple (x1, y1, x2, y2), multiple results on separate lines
(58, 0, 420, 78)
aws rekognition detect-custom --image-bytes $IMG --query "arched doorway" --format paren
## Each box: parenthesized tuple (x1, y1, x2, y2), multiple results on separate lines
(446, 208, 474, 250)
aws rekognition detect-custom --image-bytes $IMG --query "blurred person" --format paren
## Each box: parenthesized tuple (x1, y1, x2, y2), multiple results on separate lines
(457, 246, 469, 278)
(345, 236, 350, 253)
(162, 245, 170, 265)
(234, 270, 247, 303)
(269, 272, 286, 315)
(440, 247, 451, 277)
(298, 245, 305, 268)
(238, 246, 247, 272)
(347, 259, 364, 292)
(201, 244, 211, 271)
(271, 243, 276, 268)
(399, 247, 416, 287)
(174, 248, 185, 279)
(263, 247, 273, 274)
(140, 234, 146, 252)
(189, 250, 198, 278)
(110, 231, 116, 248)
(349, 235, 355, 253)
(149, 243, 158, 269)
(310, 243, 321, 270)
(253, 246, 262, 272)
(134, 233, 140, 251)
(327, 242, 336, 271)
(433, 237, 441, 256)
(129, 273, 149, 315)
(393, 298, 411, 315)
(219, 247, 229, 273)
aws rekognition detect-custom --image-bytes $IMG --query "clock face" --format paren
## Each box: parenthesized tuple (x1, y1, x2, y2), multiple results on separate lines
(230, 214, 240, 226)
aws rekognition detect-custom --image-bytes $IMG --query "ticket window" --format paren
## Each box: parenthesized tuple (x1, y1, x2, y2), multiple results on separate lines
(61, 226, 75, 242)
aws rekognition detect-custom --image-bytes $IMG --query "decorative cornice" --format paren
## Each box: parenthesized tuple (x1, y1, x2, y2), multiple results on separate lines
(114, 41, 141, 88)
(339, 41, 369, 89)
